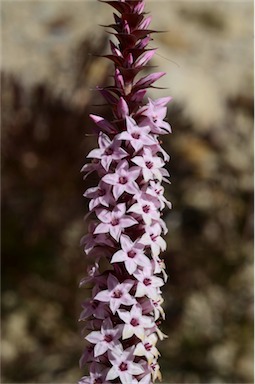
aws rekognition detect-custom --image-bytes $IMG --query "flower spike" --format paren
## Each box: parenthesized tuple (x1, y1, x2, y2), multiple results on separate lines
(79, 0, 172, 383)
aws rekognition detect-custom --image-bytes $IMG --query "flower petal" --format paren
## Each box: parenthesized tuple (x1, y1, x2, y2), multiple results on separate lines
(94, 341, 108, 357)
(106, 367, 119, 381)
(94, 290, 110, 302)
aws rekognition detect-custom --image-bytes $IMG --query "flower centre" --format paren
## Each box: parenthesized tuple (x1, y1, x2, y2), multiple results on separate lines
(150, 234, 158, 242)
(145, 342, 152, 351)
(142, 204, 150, 213)
(145, 161, 153, 169)
(127, 250, 136, 258)
(130, 318, 139, 327)
(153, 115, 158, 123)
(98, 188, 105, 196)
(105, 147, 113, 155)
(143, 278, 151, 286)
(131, 132, 140, 139)
(119, 176, 128, 184)
(119, 362, 128, 372)
(104, 334, 113, 343)
(94, 379, 103, 384)
(112, 289, 123, 299)
(111, 218, 120, 226)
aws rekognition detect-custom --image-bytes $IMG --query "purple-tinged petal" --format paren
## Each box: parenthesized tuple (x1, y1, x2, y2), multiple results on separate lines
(94, 290, 110, 302)
(102, 173, 118, 185)
(93, 223, 110, 235)
(85, 330, 102, 344)
(94, 342, 108, 357)
(86, 148, 103, 159)
(106, 366, 119, 381)
(110, 224, 121, 241)
(121, 216, 138, 228)
(111, 249, 126, 263)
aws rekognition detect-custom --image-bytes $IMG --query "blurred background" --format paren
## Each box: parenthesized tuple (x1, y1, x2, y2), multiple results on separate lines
(1, 0, 253, 383)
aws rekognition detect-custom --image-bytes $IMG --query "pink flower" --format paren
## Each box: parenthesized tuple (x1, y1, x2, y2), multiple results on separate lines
(84, 181, 114, 209)
(139, 97, 172, 134)
(150, 359, 162, 382)
(85, 318, 122, 357)
(117, 304, 154, 341)
(87, 132, 127, 172)
(117, 116, 156, 152)
(134, 333, 160, 364)
(94, 274, 135, 314)
(106, 346, 144, 383)
(128, 192, 160, 225)
(140, 222, 167, 258)
(111, 234, 150, 274)
(151, 296, 165, 320)
(146, 180, 172, 210)
(102, 160, 140, 199)
(133, 266, 164, 300)
(94, 203, 138, 241)
(132, 148, 165, 182)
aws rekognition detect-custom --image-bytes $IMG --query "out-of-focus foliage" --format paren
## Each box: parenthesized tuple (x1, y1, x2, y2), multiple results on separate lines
(1, 1, 253, 383)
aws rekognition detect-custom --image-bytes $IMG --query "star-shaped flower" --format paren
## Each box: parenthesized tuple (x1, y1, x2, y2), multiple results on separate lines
(128, 192, 160, 225)
(151, 296, 165, 320)
(94, 274, 135, 314)
(102, 160, 140, 199)
(87, 132, 128, 171)
(146, 180, 172, 210)
(139, 97, 172, 135)
(85, 318, 122, 357)
(106, 346, 144, 383)
(134, 333, 160, 364)
(139, 222, 167, 258)
(133, 266, 164, 300)
(111, 234, 150, 274)
(117, 304, 154, 341)
(150, 359, 162, 382)
(84, 181, 115, 210)
(132, 148, 165, 182)
(152, 258, 168, 283)
(94, 203, 138, 241)
(116, 116, 156, 152)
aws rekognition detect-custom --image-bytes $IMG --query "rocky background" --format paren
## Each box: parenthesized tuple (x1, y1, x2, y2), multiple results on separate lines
(1, 1, 253, 383)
